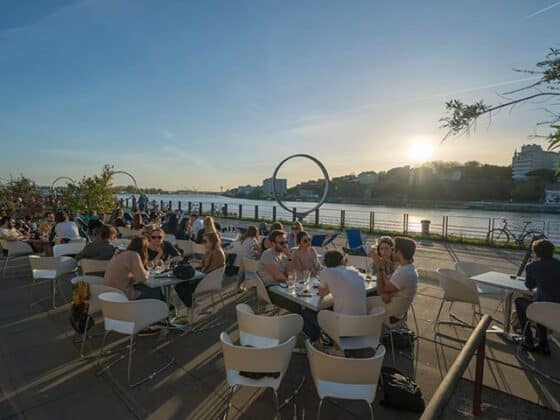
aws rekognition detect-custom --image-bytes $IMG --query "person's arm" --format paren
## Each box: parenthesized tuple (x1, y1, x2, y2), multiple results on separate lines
(371, 252, 400, 295)
(318, 271, 330, 297)
(130, 253, 149, 283)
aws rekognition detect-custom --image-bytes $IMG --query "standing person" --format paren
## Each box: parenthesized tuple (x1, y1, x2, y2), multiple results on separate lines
(176, 217, 193, 240)
(292, 231, 321, 276)
(370, 236, 418, 318)
(138, 194, 148, 212)
(76, 225, 118, 261)
(146, 227, 182, 265)
(174, 232, 225, 308)
(515, 239, 560, 355)
(302, 250, 367, 349)
(104, 237, 163, 300)
(287, 221, 303, 248)
(52, 212, 81, 243)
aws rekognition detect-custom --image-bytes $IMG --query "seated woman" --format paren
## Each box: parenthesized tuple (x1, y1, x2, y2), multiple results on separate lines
(174, 232, 225, 307)
(236, 225, 261, 291)
(195, 216, 219, 244)
(51, 211, 81, 243)
(287, 221, 303, 249)
(104, 236, 163, 300)
(373, 236, 396, 277)
(146, 227, 182, 265)
(175, 217, 192, 240)
(112, 208, 128, 228)
(292, 231, 321, 276)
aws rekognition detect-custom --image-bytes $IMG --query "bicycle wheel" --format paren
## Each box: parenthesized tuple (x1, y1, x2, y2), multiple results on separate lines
(486, 229, 510, 245)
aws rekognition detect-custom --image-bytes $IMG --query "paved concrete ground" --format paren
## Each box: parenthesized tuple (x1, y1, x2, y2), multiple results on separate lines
(1, 235, 559, 420)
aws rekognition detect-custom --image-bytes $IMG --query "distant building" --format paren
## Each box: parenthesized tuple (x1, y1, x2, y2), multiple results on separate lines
(235, 185, 255, 195)
(262, 177, 287, 195)
(512, 144, 559, 180)
(437, 169, 462, 181)
(544, 184, 560, 204)
(356, 171, 379, 185)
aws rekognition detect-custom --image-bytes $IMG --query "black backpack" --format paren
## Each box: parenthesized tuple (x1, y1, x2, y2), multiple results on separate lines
(173, 262, 195, 280)
(380, 366, 425, 413)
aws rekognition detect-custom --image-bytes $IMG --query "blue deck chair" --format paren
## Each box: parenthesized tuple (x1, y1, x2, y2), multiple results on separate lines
(310, 234, 327, 247)
(345, 229, 364, 249)
(322, 233, 340, 248)
(237, 227, 247, 235)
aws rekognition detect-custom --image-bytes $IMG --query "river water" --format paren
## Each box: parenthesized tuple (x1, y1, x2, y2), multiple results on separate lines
(117, 193, 560, 242)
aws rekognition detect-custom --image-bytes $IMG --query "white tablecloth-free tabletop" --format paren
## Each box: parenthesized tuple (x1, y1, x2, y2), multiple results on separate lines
(269, 276, 377, 312)
(470, 271, 527, 292)
(146, 269, 205, 288)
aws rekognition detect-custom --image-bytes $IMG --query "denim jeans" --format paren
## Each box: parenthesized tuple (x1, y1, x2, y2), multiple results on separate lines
(302, 308, 321, 342)
(515, 297, 548, 347)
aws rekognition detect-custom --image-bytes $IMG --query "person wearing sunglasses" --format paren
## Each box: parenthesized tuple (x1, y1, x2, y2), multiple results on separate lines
(292, 231, 321, 276)
(286, 221, 303, 249)
(146, 227, 182, 265)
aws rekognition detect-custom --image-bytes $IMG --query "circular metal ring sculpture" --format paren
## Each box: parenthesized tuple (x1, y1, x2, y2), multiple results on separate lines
(51, 176, 77, 196)
(110, 170, 138, 200)
(272, 154, 330, 219)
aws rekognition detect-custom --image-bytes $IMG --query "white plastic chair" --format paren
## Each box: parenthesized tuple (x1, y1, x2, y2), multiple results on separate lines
(79, 259, 109, 275)
(306, 339, 385, 420)
(1, 239, 34, 279)
(176, 240, 194, 257)
(254, 273, 278, 315)
(220, 331, 297, 417)
(236, 303, 303, 348)
(455, 261, 506, 297)
(97, 292, 175, 387)
(53, 242, 86, 258)
(435, 268, 481, 331)
(190, 267, 226, 325)
(517, 302, 560, 384)
(241, 257, 258, 289)
(318, 306, 385, 352)
(29, 255, 78, 308)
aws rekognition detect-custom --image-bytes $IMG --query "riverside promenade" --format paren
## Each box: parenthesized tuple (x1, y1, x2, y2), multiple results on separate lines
(1, 231, 559, 419)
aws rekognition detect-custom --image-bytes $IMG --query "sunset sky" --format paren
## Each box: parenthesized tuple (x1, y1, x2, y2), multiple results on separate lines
(1, 1, 559, 190)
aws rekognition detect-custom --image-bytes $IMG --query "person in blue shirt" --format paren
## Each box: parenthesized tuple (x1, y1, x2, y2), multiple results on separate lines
(515, 239, 560, 355)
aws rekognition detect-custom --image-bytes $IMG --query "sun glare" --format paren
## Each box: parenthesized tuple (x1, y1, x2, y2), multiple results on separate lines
(407, 137, 435, 163)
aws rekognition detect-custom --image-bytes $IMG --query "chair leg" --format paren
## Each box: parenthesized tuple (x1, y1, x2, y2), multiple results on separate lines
(273, 390, 279, 417)
(52, 278, 57, 309)
(2, 257, 9, 280)
(222, 386, 234, 420)
(389, 329, 396, 366)
(127, 334, 135, 386)
(96, 330, 110, 369)
(317, 398, 324, 420)
(367, 402, 374, 420)
(434, 299, 445, 330)
(80, 317, 90, 357)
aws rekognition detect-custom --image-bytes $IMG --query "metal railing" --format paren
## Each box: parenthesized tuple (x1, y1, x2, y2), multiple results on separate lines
(117, 197, 559, 243)
(420, 315, 492, 419)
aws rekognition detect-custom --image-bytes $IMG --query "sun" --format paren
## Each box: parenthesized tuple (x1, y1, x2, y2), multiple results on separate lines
(407, 136, 435, 163)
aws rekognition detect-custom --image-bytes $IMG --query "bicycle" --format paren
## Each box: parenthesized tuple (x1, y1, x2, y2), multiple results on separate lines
(486, 219, 545, 247)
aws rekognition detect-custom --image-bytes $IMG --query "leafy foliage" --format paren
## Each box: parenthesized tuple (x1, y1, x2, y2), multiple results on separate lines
(441, 48, 560, 148)
(60, 165, 117, 214)
(0, 176, 46, 218)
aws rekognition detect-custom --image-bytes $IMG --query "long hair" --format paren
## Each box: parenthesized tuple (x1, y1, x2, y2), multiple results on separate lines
(203, 216, 217, 234)
(376, 236, 394, 257)
(240, 225, 259, 244)
(127, 236, 148, 266)
(132, 213, 143, 230)
(204, 232, 221, 251)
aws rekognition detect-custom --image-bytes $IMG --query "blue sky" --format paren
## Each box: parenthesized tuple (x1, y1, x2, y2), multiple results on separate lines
(1, 0, 559, 190)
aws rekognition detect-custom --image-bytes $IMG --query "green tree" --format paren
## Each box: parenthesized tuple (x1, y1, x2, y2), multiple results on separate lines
(0, 176, 44, 217)
(60, 165, 117, 214)
(441, 48, 560, 149)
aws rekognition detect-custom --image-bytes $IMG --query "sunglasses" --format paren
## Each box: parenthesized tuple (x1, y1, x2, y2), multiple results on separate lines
(151, 236, 162, 239)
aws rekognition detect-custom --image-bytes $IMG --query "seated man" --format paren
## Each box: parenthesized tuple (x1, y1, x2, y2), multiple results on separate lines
(256, 229, 299, 312)
(76, 225, 118, 261)
(302, 250, 367, 350)
(515, 239, 560, 355)
(370, 236, 418, 319)
(0, 216, 25, 241)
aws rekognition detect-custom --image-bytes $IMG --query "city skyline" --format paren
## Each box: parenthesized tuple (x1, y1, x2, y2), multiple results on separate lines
(1, 1, 559, 189)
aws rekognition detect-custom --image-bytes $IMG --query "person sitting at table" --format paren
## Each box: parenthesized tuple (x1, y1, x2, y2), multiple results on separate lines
(38, 212, 55, 238)
(515, 239, 560, 355)
(0, 216, 25, 241)
(175, 217, 193, 240)
(51, 211, 81, 243)
(104, 236, 163, 300)
(287, 221, 303, 249)
(236, 225, 261, 292)
(76, 225, 118, 261)
(260, 222, 284, 253)
(146, 227, 182, 265)
(112, 208, 128, 228)
(174, 232, 225, 308)
(195, 216, 219, 244)
(132, 213, 144, 230)
(162, 212, 179, 236)
(370, 236, 418, 319)
(373, 236, 396, 276)
(259, 222, 269, 237)
(191, 213, 204, 236)
(292, 231, 321, 276)
(302, 250, 367, 350)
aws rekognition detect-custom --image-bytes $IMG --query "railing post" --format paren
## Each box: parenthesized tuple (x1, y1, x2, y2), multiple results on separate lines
(211, 203, 215, 217)
(403, 213, 407, 234)
(178, 201, 182, 211)
(442, 216, 446, 237)
(132, 196, 137, 210)
(315, 209, 320, 227)
(160, 199, 164, 209)
(223, 203, 228, 217)
(369, 211, 375, 233)
(239, 204, 243, 220)
(473, 332, 486, 416)
(125, 198, 129, 208)
(199, 202, 203, 215)
(168, 200, 172, 210)
(188, 201, 192, 214)
(119, 198, 124, 208)
(340, 210, 346, 229)
(255, 205, 259, 220)
(272, 206, 277, 222)
(292, 208, 297, 222)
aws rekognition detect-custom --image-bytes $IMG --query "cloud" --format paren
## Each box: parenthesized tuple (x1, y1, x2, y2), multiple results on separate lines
(525, 1, 560, 19)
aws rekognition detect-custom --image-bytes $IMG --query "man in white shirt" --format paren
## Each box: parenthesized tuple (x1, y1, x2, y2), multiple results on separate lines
(302, 250, 367, 349)
(371, 236, 418, 318)
(191, 213, 204, 237)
